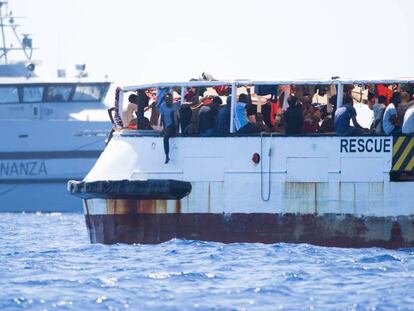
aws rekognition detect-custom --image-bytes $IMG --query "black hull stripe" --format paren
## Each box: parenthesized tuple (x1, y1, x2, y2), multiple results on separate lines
(0, 150, 102, 160)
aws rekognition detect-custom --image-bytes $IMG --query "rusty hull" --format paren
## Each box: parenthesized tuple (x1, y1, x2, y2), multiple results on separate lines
(85, 212, 414, 248)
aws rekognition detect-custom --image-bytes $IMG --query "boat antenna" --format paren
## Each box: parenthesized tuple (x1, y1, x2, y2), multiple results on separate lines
(0, 0, 34, 64)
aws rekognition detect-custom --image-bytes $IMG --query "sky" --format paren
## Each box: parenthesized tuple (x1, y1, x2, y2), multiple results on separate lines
(7, 0, 414, 88)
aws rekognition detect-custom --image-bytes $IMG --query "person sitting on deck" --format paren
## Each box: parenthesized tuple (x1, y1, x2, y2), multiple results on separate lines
(158, 91, 181, 164)
(198, 96, 222, 136)
(368, 93, 386, 134)
(182, 88, 206, 135)
(234, 92, 262, 135)
(234, 93, 250, 131)
(318, 95, 336, 134)
(301, 93, 320, 133)
(213, 96, 231, 136)
(383, 92, 402, 135)
(334, 96, 367, 136)
(398, 91, 411, 123)
(283, 95, 304, 135)
(402, 100, 414, 134)
(179, 87, 199, 133)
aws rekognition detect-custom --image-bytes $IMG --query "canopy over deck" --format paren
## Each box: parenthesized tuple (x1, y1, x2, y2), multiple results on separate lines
(122, 78, 414, 92)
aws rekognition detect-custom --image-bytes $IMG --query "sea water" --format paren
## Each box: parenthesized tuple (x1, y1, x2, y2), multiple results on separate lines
(1, 213, 413, 310)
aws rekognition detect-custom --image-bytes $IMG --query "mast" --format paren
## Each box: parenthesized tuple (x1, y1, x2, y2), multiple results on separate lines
(0, 0, 34, 65)
(0, 1, 8, 64)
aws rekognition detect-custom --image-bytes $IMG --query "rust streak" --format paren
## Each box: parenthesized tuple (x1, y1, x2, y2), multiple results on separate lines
(175, 200, 181, 214)
(208, 183, 211, 213)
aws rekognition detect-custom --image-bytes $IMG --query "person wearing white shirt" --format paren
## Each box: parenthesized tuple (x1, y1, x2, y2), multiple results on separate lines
(402, 102, 414, 134)
(383, 92, 402, 135)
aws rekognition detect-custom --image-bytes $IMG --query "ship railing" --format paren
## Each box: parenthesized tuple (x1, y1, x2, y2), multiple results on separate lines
(117, 78, 414, 134)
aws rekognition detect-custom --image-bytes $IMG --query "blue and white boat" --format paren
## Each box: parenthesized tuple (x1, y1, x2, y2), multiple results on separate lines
(0, 1, 111, 212)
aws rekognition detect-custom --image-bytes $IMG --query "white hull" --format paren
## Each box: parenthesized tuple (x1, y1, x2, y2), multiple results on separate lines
(85, 134, 413, 217)
(77, 132, 414, 246)
(0, 120, 110, 212)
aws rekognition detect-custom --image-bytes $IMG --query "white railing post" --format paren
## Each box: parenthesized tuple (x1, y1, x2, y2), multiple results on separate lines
(230, 82, 237, 133)
(180, 86, 186, 106)
(336, 83, 343, 108)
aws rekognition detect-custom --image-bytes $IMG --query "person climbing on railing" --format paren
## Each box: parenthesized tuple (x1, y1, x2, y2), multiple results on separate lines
(158, 90, 181, 164)
(106, 86, 124, 144)
(112, 86, 124, 129)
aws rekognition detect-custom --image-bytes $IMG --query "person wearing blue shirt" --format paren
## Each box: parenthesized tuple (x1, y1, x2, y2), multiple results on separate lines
(234, 91, 262, 135)
(234, 94, 250, 131)
(158, 90, 181, 163)
(215, 96, 232, 136)
(334, 96, 367, 136)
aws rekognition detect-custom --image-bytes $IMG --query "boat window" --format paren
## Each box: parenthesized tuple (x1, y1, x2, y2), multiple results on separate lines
(72, 85, 103, 101)
(0, 86, 19, 103)
(23, 86, 44, 102)
(44, 85, 72, 102)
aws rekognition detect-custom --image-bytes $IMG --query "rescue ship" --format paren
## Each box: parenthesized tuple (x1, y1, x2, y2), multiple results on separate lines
(69, 79, 414, 248)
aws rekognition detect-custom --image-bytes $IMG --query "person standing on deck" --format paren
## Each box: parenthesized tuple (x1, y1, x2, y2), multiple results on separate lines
(158, 91, 181, 164)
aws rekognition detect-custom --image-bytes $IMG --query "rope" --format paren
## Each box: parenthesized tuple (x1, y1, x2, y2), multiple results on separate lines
(260, 132, 272, 201)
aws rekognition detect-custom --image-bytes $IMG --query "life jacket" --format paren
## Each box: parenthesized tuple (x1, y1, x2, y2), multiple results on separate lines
(214, 85, 231, 96)
(377, 84, 392, 104)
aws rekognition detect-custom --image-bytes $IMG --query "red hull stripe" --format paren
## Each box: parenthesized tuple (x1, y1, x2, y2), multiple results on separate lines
(85, 213, 413, 248)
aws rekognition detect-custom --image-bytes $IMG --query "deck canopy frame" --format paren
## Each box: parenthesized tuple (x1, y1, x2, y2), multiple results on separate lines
(122, 78, 414, 133)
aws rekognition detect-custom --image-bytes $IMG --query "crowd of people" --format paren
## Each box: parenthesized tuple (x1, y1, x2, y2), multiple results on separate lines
(111, 83, 414, 162)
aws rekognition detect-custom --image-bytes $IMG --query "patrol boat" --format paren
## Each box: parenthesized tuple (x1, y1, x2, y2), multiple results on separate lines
(0, 1, 111, 212)
(69, 79, 414, 248)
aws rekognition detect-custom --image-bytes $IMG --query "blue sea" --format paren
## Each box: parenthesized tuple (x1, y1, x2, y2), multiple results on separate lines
(1, 213, 414, 310)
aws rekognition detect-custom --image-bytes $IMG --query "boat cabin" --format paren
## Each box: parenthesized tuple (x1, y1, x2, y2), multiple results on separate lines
(0, 79, 110, 121)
